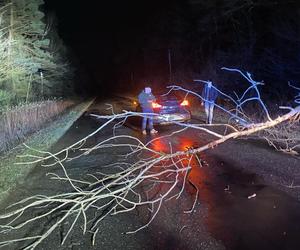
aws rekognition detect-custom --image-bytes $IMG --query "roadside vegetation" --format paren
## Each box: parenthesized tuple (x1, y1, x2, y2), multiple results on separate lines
(0, 0, 83, 206)
(0, 0, 73, 107)
(0, 0, 75, 151)
(0, 100, 94, 202)
(0, 100, 75, 153)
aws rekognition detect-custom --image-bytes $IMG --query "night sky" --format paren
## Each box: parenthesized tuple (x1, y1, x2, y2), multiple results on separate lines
(44, 0, 168, 95)
(44, 0, 300, 100)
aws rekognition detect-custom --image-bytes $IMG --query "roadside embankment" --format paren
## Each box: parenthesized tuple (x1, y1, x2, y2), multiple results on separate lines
(0, 100, 75, 153)
(0, 99, 94, 201)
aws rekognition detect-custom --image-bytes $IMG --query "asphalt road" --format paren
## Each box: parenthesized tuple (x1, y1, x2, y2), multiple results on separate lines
(1, 97, 300, 250)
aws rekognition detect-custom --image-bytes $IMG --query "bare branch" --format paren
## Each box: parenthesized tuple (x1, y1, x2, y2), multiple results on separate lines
(1, 69, 299, 249)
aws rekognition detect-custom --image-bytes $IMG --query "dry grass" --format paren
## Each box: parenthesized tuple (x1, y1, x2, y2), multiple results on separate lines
(0, 100, 74, 153)
(0, 100, 94, 202)
(261, 118, 300, 155)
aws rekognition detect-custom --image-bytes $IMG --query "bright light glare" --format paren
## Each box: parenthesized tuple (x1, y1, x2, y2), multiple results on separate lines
(180, 100, 189, 106)
(152, 102, 162, 109)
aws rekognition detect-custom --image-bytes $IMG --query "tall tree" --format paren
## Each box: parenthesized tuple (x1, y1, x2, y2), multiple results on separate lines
(0, 0, 72, 106)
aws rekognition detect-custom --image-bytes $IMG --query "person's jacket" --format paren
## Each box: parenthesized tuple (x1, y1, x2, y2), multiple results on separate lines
(202, 84, 218, 103)
(138, 91, 156, 110)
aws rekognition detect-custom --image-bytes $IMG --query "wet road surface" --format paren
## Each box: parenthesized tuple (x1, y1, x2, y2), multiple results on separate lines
(1, 97, 300, 250)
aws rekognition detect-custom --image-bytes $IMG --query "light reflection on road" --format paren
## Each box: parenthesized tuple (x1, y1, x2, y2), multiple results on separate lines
(146, 130, 300, 250)
(149, 132, 216, 211)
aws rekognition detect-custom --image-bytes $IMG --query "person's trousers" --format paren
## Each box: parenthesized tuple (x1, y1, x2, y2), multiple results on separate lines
(205, 101, 215, 124)
(142, 108, 154, 130)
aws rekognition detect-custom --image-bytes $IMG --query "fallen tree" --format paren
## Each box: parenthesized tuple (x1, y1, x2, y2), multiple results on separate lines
(0, 68, 299, 249)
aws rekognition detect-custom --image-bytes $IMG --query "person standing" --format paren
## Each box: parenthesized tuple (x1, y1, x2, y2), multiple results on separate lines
(138, 87, 158, 135)
(201, 81, 218, 124)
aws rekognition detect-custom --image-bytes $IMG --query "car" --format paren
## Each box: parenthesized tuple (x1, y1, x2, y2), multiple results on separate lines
(135, 93, 191, 125)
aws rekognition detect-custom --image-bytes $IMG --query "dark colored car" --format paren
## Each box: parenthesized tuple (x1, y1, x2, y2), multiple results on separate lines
(135, 94, 191, 125)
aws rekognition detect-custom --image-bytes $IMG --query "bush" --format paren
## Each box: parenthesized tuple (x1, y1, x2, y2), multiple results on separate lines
(0, 100, 74, 153)
(0, 89, 14, 109)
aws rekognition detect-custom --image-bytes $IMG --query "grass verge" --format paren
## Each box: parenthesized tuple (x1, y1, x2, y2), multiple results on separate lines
(0, 99, 94, 202)
(0, 100, 75, 153)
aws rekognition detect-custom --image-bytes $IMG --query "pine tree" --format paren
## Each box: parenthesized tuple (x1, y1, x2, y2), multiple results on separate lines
(0, 0, 73, 106)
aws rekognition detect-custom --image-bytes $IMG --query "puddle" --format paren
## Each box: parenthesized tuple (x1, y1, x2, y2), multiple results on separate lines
(200, 159, 300, 250)
(149, 132, 300, 250)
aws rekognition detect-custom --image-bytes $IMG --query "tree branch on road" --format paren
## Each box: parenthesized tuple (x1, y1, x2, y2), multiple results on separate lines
(0, 69, 299, 249)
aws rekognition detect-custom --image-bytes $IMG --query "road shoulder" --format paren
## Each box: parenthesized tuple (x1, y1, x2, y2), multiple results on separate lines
(0, 99, 94, 202)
